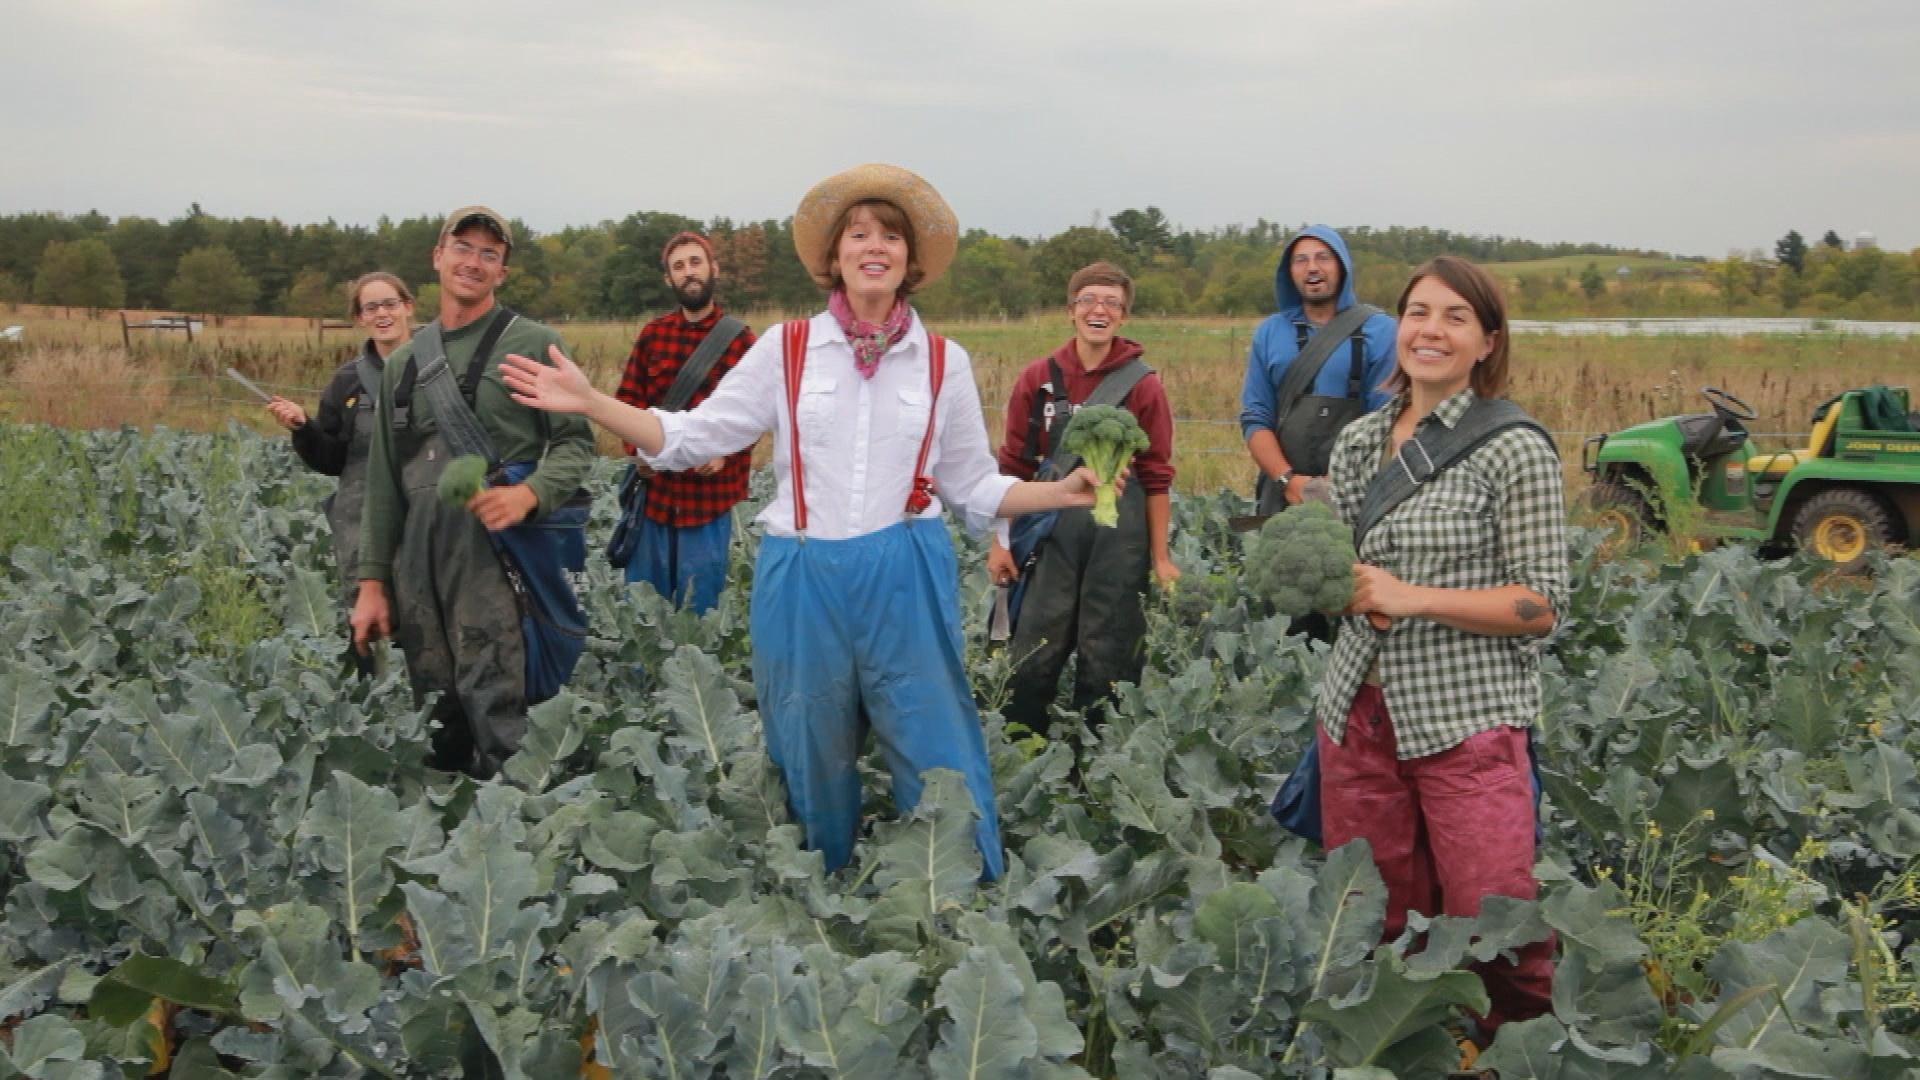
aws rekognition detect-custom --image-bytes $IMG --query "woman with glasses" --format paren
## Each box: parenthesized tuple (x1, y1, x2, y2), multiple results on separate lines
(986, 260, 1176, 740)
(266, 271, 415, 608)
(501, 164, 1105, 879)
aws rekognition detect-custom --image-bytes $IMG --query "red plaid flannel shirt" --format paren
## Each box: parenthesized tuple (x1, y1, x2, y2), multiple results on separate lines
(614, 307, 757, 527)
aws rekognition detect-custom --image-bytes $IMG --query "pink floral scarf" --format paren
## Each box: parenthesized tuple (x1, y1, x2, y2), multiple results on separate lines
(828, 288, 913, 379)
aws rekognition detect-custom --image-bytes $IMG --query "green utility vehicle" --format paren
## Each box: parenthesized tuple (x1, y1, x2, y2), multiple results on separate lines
(1583, 385, 1920, 567)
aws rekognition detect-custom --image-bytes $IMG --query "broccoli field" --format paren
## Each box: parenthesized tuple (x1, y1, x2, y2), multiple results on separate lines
(3, 423, 1920, 1078)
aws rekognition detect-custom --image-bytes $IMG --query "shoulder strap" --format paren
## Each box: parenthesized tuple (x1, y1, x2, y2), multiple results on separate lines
(904, 335, 946, 516)
(1352, 398, 1555, 548)
(394, 305, 516, 413)
(1272, 303, 1380, 428)
(660, 315, 747, 413)
(1039, 357, 1154, 479)
(782, 320, 811, 533)
(354, 348, 383, 409)
(458, 306, 519, 403)
(1021, 359, 1065, 469)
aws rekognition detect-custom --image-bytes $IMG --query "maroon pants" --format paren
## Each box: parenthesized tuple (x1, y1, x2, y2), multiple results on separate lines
(1318, 684, 1554, 1033)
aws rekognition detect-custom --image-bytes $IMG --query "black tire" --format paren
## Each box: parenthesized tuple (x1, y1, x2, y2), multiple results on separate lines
(1790, 488, 1899, 570)
(1586, 480, 1654, 555)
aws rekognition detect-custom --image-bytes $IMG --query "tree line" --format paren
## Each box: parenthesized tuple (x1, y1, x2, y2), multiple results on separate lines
(2, 206, 1913, 321)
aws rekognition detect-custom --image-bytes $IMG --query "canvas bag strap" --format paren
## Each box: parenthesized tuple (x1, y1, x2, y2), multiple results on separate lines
(1272, 303, 1379, 430)
(660, 314, 747, 413)
(782, 320, 811, 533)
(1352, 398, 1556, 548)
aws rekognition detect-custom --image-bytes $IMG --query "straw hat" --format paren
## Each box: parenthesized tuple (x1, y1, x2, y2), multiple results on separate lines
(791, 164, 958, 289)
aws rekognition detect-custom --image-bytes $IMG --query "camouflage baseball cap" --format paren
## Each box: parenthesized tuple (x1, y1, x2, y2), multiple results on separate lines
(439, 205, 513, 252)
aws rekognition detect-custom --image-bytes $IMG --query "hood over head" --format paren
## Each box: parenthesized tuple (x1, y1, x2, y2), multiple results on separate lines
(1273, 224, 1359, 314)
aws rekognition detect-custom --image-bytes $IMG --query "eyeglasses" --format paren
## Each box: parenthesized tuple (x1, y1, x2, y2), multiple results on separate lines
(359, 298, 407, 315)
(447, 240, 504, 265)
(1290, 251, 1338, 268)
(1072, 295, 1127, 313)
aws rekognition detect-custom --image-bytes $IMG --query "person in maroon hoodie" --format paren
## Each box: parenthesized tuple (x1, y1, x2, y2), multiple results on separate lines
(988, 261, 1177, 737)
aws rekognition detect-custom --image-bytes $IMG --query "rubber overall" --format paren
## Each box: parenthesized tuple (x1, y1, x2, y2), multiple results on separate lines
(325, 385, 378, 607)
(751, 515, 1005, 879)
(1004, 478, 1150, 734)
(389, 427, 527, 777)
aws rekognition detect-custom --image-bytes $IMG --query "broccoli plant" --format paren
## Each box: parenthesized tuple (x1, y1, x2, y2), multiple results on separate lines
(436, 454, 490, 507)
(1245, 500, 1358, 615)
(1059, 404, 1149, 527)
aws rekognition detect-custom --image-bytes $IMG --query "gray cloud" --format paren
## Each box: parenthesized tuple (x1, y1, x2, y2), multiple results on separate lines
(6, 0, 1916, 254)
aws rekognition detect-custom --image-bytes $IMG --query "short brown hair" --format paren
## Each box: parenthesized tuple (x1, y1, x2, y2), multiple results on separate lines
(661, 230, 714, 269)
(1066, 261, 1133, 309)
(823, 199, 923, 297)
(347, 272, 414, 319)
(1387, 256, 1511, 399)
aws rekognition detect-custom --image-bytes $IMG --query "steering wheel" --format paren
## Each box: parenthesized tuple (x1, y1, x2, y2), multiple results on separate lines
(1701, 386, 1758, 422)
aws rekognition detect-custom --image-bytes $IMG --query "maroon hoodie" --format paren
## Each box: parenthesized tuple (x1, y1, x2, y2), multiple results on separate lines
(995, 337, 1175, 495)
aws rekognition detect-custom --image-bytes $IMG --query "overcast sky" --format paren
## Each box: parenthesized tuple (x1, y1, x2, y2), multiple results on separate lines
(7, 1, 1917, 257)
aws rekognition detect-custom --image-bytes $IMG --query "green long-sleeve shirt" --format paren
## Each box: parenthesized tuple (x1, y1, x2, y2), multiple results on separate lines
(358, 310, 596, 583)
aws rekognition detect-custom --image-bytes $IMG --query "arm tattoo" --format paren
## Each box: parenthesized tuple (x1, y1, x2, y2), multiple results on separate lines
(1513, 596, 1548, 623)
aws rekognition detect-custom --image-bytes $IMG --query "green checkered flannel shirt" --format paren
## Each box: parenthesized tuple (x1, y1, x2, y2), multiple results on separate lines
(1314, 388, 1568, 758)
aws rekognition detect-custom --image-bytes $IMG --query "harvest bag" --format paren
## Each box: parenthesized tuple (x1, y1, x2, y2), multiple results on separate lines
(606, 315, 748, 568)
(410, 313, 588, 704)
(1270, 398, 1554, 843)
(1004, 357, 1151, 631)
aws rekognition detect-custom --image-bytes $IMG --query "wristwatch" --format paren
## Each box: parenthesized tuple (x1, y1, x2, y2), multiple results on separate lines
(1275, 469, 1295, 497)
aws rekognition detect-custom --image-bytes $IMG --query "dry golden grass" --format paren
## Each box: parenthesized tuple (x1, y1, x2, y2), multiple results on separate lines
(4, 304, 1915, 496)
(3, 345, 177, 430)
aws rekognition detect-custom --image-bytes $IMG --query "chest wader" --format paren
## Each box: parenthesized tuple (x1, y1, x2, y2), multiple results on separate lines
(749, 321, 1006, 880)
(1003, 357, 1155, 737)
(387, 325, 528, 779)
(326, 381, 378, 610)
(1004, 477, 1150, 736)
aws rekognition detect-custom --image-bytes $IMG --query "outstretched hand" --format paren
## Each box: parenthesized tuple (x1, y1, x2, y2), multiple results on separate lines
(501, 345, 595, 414)
(1058, 465, 1124, 508)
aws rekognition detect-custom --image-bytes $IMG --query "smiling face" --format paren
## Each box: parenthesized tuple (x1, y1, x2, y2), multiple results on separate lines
(1395, 276, 1495, 399)
(663, 241, 716, 312)
(1288, 237, 1341, 309)
(1069, 284, 1129, 351)
(354, 279, 414, 349)
(830, 201, 915, 303)
(431, 224, 510, 306)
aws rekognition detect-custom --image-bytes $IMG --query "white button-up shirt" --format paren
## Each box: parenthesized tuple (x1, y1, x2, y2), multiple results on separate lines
(647, 311, 1019, 540)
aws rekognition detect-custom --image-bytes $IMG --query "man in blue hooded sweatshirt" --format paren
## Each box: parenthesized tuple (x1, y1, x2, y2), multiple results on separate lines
(1240, 226, 1397, 514)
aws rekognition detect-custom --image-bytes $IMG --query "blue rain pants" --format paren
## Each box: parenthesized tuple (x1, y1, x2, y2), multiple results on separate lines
(751, 516, 1005, 879)
(624, 511, 733, 614)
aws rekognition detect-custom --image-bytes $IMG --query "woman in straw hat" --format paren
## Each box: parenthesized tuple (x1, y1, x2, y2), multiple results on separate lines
(501, 164, 1105, 878)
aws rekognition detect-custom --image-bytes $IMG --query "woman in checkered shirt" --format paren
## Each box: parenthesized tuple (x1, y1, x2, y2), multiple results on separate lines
(1317, 256, 1569, 1041)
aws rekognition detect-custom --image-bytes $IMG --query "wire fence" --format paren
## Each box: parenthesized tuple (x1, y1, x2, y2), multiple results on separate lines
(2, 371, 1813, 453)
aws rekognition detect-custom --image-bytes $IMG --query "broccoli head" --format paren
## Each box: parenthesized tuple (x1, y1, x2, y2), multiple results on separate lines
(1244, 501, 1357, 616)
(1059, 404, 1149, 527)
(437, 454, 491, 508)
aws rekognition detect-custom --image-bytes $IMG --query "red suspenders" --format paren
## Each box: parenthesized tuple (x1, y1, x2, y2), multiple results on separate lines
(780, 319, 946, 534)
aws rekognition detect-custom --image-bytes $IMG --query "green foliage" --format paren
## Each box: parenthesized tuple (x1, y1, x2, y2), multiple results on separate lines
(1244, 501, 1357, 616)
(436, 454, 490, 507)
(3, 426, 1920, 1077)
(32, 236, 125, 309)
(167, 245, 260, 314)
(1058, 404, 1149, 527)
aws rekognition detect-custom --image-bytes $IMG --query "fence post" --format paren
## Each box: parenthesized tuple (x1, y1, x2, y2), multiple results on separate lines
(120, 311, 131, 351)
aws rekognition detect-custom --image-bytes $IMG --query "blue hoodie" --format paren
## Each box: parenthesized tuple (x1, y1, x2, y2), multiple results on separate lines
(1238, 224, 1398, 444)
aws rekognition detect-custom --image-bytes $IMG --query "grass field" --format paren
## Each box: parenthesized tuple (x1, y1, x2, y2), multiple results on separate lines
(1487, 253, 1702, 278)
(4, 304, 1916, 496)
